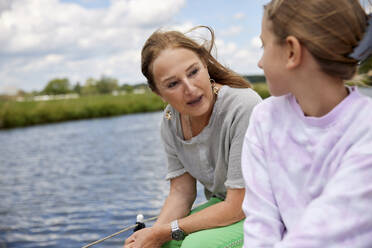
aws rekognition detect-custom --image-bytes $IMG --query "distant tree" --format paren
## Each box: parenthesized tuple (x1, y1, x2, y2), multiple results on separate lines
(73, 82, 82, 94)
(81, 78, 98, 95)
(120, 83, 134, 93)
(96, 75, 119, 94)
(16, 89, 27, 97)
(243, 75, 266, 83)
(43, 78, 71, 95)
(133, 83, 151, 92)
(31, 90, 39, 96)
(133, 83, 149, 88)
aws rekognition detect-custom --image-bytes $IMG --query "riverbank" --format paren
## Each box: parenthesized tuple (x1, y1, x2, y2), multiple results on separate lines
(0, 92, 166, 129)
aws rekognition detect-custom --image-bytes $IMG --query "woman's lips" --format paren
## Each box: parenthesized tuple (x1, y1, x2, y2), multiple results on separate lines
(187, 95, 203, 106)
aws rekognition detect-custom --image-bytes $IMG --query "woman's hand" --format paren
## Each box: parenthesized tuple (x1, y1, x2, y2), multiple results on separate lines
(123, 226, 169, 248)
(123, 173, 195, 248)
(123, 227, 161, 248)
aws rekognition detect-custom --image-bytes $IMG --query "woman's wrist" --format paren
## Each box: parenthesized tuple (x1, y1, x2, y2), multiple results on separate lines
(153, 223, 172, 243)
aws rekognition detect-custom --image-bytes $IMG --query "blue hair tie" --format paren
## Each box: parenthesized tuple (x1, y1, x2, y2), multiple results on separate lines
(349, 14, 372, 62)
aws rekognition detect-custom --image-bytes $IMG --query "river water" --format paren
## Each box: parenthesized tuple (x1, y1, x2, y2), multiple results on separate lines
(357, 86, 372, 97)
(0, 112, 204, 248)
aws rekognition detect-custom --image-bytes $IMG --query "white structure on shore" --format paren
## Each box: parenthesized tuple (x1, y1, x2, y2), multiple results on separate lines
(17, 93, 79, 102)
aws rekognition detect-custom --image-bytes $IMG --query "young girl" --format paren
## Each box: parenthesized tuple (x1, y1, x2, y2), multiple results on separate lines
(241, 0, 372, 247)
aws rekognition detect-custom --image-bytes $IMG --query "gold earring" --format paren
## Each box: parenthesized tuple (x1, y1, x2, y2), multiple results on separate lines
(165, 110, 172, 120)
(210, 78, 219, 95)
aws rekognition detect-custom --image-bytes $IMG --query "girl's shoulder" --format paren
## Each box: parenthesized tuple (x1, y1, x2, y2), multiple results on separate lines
(248, 94, 293, 127)
(253, 94, 290, 113)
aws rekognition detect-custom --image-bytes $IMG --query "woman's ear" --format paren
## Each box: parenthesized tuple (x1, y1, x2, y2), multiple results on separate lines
(285, 36, 302, 69)
(152, 89, 166, 102)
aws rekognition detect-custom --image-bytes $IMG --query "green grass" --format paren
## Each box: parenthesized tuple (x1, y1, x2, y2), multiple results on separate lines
(0, 93, 166, 129)
(252, 82, 270, 99)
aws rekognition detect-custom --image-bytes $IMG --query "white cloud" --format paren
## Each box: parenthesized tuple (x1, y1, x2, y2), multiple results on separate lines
(159, 21, 195, 34)
(250, 36, 262, 49)
(0, 0, 185, 93)
(219, 26, 243, 37)
(216, 39, 238, 56)
(214, 39, 262, 76)
(233, 12, 245, 20)
(124, 0, 185, 26)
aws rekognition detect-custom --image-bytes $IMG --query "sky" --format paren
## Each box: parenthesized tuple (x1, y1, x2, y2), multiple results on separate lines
(0, 0, 267, 94)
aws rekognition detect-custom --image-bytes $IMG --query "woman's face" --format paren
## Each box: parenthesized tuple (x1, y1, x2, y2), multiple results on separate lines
(152, 48, 214, 119)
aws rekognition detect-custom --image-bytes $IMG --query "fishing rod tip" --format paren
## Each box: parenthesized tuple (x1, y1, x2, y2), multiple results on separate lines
(136, 214, 144, 222)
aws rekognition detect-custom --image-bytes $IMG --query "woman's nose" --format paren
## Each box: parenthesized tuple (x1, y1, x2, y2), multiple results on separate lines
(183, 79, 196, 94)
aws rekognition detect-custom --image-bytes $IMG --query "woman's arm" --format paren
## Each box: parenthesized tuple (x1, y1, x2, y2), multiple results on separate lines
(124, 182, 245, 248)
(124, 172, 196, 247)
(178, 187, 245, 232)
(151, 187, 245, 243)
(154, 172, 197, 227)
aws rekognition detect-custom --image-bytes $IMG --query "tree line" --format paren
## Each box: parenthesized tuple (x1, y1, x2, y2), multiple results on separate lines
(42, 76, 149, 96)
(13, 75, 149, 98)
(13, 74, 268, 97)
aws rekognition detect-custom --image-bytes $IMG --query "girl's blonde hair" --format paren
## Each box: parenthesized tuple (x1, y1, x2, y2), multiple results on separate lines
(264, 0, 370, 80)
(141, 26, 251, 92)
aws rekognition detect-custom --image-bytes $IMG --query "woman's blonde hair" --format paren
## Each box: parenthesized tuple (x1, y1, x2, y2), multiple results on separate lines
(141, 26, 251, 92)
(264, 0, 370, 80)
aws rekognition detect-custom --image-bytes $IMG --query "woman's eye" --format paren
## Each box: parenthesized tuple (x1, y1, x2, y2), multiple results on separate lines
(188, 68, 199, 77)
(168, 81, 178, 88)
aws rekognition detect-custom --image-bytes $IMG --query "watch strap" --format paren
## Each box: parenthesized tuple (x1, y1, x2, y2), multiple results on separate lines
(171, 220, 179, 232)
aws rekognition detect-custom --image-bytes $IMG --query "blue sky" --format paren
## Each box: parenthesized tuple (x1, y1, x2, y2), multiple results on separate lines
(0, 0, 268, 94)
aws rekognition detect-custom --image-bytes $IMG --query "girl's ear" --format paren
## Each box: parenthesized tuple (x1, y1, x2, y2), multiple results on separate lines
(285, 36, 302, 69)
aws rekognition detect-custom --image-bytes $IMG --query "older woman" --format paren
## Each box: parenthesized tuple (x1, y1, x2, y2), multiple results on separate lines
(124, 26, 261, 248)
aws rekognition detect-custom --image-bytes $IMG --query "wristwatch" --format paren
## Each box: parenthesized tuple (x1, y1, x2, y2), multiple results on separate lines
(171, 220, 187, 241)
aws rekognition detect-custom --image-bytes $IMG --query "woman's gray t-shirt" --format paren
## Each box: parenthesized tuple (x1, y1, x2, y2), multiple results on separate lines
(160, 86, 262, 200)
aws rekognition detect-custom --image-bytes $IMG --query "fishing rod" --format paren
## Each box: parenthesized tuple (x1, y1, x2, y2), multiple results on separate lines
(81, 201, 207, 248)
(81, 214, 157, 248)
